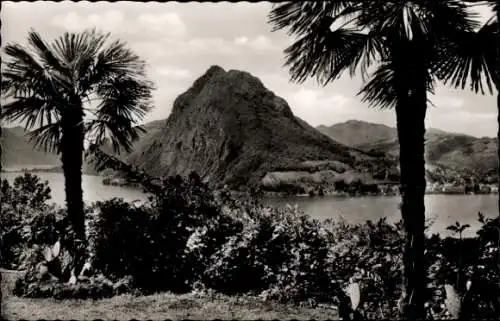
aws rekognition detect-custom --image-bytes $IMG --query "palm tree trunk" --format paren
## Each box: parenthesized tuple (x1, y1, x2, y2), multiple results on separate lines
(61, 109, 86, 276)
(396, 106, 427, 320)
(396, 101, 427, 320)
(392, 47, 428, 320)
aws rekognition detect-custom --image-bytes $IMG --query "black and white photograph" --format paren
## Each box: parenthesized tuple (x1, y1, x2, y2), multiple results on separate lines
(1, 1, 499, 320)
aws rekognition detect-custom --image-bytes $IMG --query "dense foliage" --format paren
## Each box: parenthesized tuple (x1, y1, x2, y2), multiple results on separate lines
(0, 173, 57, 269)
(2, 173, 499, 319)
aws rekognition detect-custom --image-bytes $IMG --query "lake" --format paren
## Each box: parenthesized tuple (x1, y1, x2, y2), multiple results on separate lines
(1, 172, 147, 205)
(2, 171, 497, 237)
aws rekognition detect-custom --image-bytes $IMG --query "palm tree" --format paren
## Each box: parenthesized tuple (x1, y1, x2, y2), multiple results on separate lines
(434, 0, 499, 216)
(269, 1, 476, 319)
(1, 29, 154, 274)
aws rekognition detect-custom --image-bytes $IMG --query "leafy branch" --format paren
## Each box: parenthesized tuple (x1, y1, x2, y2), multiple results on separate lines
(85, 144, 162, 195)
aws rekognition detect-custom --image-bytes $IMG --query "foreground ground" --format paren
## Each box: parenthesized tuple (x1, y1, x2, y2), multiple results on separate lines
(1, 270, 339, 320)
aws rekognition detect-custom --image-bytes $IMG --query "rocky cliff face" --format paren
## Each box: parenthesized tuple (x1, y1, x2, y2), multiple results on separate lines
(126, 66, 379, 188)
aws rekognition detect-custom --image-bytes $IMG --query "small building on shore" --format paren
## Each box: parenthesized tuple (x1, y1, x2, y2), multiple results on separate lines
(377, 181, 400, 195)
(441, 183, 465, 194)
(426, 182, 442, 194)
(478, 184, 492, 194)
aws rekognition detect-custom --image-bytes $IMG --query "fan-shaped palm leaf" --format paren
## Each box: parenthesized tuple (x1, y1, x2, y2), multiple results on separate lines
(2, 97, 62, 130)
(85, 75, 152, 154)
(26, 122, 63, 154)
(283, 26, 383, 85)
(2, 44, 68, 103)
(359, 60, 436, 110)
(434, 18, 498, 95)
(358, 62, 398, 109)
(268, 1, 357, 35)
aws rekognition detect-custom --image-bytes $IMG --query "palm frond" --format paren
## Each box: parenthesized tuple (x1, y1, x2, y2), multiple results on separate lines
(359, 59, 436, 110)
(85, 144, 161, 194)
(358, 62, 398, 109)
(85, 118, 146, 155)
(433, 18, 498, 94)
(85, 74, 152, 154)
(268, 1, 382, 85)
(65, 29, 111, 94)
(1, 97, 60, 130)
(27, 30, 71, 79)
(74, 30, 150, 98)
(268, 1, 358, 35)
(2, 42, 70, 101)
(282, 23, 382, 85)
(3, 28, 154, 160)
(26, 122, 63, 153)
(422, 0, 479, 35)
(95, 76, 153, 120)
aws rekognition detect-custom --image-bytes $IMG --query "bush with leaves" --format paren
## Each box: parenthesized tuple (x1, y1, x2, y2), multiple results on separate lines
(85, 198, 152, 287)
(1, 173, 52, 210)
(13, 240, 135, 300)
(84, 172, 240, 294)
(0, 173, 56, 269)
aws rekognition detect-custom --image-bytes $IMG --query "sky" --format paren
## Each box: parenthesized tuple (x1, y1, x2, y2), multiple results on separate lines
(1, 1, 497, 138)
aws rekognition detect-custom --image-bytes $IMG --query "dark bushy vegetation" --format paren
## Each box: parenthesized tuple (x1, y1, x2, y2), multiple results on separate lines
(1, 173, 499, 319)
(0, 173, 60, 269)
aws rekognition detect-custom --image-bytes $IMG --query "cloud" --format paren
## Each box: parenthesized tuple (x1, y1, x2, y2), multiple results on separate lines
(131, 37, 238, 61)
(425, 108, 496, 137)
(155, 66, 192, 80)
(51, 10, 125, 32)
(136, 13, 187, 37)
(234, 35, 278, 51)
(290, 89, 351, 111)
(287, 88, 355, 125)
(187, 37, 237, 55)
(51, 11, 187, 39)
(431, 96, 464, 109)
(234, 36, 249, 45)
(451, 110, 494, 122)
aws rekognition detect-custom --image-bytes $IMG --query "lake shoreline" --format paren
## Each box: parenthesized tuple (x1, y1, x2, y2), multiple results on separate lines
(2, 171, 497, 238)
(3, 169, 499, 198)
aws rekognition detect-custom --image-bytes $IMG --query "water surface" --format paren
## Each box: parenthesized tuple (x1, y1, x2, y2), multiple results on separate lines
(3, 171, 497, 237)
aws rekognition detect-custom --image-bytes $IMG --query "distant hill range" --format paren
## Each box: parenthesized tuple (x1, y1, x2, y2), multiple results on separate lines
(0, 121, 164, 174)
(317, 120, 497, 179)
(1, 126, 60, 171)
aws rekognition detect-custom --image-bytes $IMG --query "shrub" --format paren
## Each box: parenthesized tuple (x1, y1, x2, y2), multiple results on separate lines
(85, 173, 238, 294)
(14, 272, 134, 300)
(1, 173, 52, 210)
(0, 174, 57, 269)
(86, 198, 152, 288)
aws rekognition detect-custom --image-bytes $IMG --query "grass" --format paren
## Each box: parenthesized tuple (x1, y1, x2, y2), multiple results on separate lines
(1, 269, 339, 320)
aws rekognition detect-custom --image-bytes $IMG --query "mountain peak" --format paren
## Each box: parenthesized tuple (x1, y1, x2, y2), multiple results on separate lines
(125, 67, 369, 188)
(172, 65, 292, 117)
(205, 65, 226, 76)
